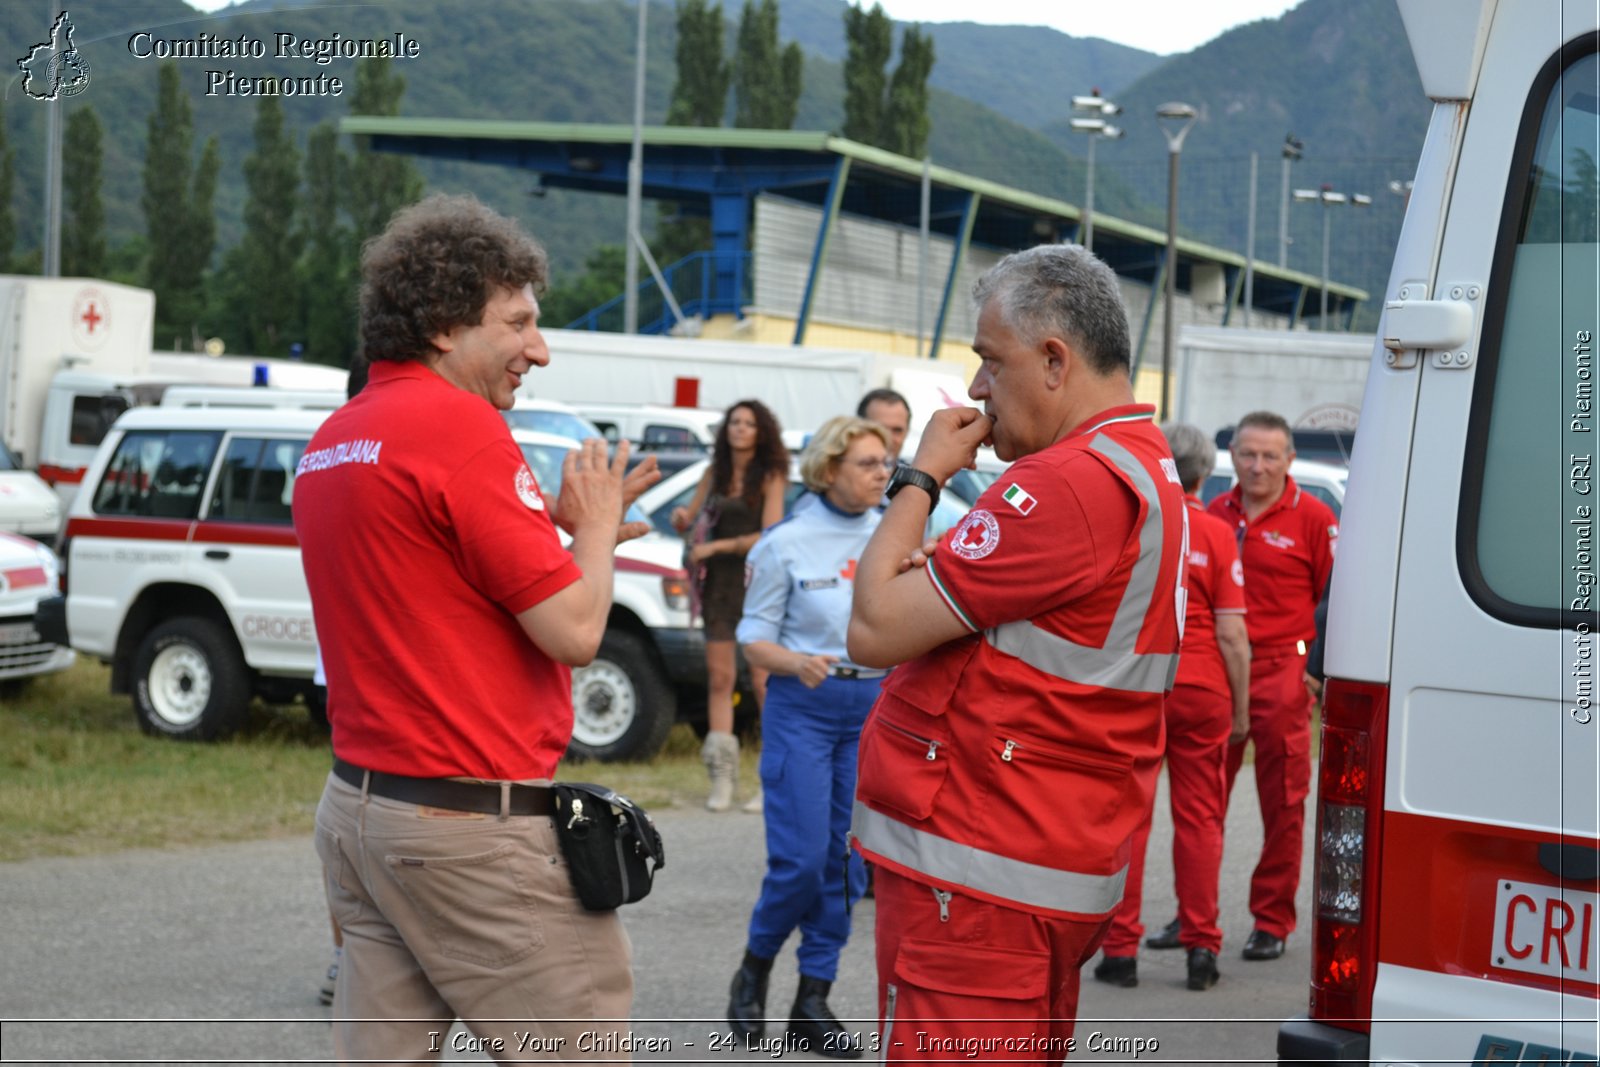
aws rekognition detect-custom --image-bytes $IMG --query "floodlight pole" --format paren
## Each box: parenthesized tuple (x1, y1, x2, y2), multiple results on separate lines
(1157, 102, 1197, 422)
(624, 0, 647, 334)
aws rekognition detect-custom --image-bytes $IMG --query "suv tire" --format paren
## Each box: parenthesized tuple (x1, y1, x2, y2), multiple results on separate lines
(567, 630, 675, 762)
(133, 616, 251, 741)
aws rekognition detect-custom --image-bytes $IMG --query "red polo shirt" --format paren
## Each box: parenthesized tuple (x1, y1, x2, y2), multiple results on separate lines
(294, 360, 581, 780)
(1206, 475, 1336, 648)
(1175, 496, 1247, 694)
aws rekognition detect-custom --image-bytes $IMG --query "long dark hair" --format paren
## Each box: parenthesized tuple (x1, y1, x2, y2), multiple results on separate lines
(711, 399, 786, 506)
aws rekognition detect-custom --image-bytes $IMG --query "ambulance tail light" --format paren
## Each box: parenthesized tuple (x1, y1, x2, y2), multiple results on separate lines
(1308, 678, 1389, 1031)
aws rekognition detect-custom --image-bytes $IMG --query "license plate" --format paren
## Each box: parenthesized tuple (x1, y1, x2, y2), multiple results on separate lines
(1492, 878, 1599, 982)
(0, 621, 37, 645)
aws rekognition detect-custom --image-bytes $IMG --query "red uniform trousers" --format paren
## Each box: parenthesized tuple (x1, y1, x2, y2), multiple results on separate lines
(873, 867, 1110, 1064)
(1223, 647, 1313, 939)
(1101, 683, 1233, 955)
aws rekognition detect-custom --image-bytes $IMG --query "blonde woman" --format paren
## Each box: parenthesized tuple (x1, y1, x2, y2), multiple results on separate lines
(724, 416, 892, 1058)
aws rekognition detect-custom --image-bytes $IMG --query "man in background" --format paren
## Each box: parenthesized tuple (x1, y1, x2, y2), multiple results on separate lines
(1203, 411, 1336, 962)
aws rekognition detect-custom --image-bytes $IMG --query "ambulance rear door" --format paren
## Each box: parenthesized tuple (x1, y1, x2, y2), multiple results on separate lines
(1375, 0, 1600, 1059)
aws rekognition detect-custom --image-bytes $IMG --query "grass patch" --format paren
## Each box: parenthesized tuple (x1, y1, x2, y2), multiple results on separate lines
(0, 660, 750, 862)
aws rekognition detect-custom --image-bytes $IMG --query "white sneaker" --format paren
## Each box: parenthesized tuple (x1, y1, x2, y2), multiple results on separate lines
(741, 789, 763, 814)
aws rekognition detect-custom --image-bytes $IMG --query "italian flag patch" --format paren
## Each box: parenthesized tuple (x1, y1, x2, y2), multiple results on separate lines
(1002, 483, 1036, 515)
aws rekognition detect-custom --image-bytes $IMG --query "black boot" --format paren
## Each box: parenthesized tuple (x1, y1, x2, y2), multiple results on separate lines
(788, 975, 863, 1060)
(727, 950, 773, 1041)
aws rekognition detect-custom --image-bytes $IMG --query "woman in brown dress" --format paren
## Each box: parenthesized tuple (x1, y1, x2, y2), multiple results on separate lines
(671, 399, 787, 810)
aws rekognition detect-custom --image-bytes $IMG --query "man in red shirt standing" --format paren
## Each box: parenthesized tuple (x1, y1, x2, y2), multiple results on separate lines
(848, 243, 1188, 1059)
(1204, 411, 1336, 961)
(1092, 422, 1250, 991)
(295, 195, 657, 1060)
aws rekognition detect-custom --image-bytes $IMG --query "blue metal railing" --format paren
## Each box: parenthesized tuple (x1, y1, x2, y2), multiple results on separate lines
(565, 251, 752, 334)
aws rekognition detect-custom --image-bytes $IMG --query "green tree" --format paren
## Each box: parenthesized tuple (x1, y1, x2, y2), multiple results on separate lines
(659, 0, 732, 269)
(299, 122, 355, 366)
(667, 0, 729, 127)
(540, 244, 626, 329)
(841, 3, 892, 144)
(347, 57, 424, 247)
(142, 63, 216, 346)
(884, 25, 935, 157)
(226, 96, 303, 357)
(842, 5, 934, 156)
(62, 105, 107, 278)
(732, 0, 802, 130)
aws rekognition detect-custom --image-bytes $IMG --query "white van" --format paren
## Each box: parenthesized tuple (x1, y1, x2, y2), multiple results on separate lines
(575, 403, 723, 452)
(1280, 1, 1600, 1061)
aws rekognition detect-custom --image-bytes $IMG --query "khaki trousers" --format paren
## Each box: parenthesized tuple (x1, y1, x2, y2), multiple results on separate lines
(314, 772, 634, 1064)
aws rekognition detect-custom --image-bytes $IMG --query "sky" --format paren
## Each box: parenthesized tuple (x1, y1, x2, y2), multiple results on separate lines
(183, 0, 1306, 59)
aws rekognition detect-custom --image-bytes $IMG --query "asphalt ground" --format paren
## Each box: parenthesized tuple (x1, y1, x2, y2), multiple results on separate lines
(0, 770, 1312, 1065)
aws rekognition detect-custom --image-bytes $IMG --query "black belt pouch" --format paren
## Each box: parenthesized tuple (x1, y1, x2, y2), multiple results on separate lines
(551, 782, 666, 911)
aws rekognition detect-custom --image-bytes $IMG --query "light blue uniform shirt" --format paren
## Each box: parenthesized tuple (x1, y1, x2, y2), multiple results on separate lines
(736, 495, 882, 664)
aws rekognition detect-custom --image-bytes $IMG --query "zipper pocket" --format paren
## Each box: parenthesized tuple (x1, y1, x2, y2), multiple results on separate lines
(882, 718, 942, 761)
(997, 736, 1132, 775)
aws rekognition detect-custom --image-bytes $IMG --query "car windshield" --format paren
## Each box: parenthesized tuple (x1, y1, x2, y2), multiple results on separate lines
(519, 440, 647, 525)
(504, 409, 603, 441)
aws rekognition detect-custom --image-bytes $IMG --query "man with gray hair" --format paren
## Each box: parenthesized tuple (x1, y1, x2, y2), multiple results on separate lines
(1093, 422, 1250, 992)
(847, 243, 1188, 1057)
(1205, 410, 1336, 962)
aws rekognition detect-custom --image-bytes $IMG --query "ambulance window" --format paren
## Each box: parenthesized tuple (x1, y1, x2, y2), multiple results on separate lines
(70, 395, 129, 447)
(1467, 46, 1600, 623)
(91, 431, 220, 520)
(210, 436, 306, 524)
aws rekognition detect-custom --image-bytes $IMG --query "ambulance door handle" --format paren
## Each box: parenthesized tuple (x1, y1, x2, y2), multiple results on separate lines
(205, 549, 231, 561)
(1538, 843, 1600, 881)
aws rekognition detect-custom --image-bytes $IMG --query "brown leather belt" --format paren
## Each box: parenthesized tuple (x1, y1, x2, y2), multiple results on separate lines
(333, 758, 555, 816)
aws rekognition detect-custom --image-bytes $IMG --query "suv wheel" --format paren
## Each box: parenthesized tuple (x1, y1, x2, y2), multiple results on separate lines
(133, 617, 251, 740)
(567, 630, 675, 762)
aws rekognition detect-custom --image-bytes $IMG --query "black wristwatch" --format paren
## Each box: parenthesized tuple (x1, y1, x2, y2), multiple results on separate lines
(886, 466, 940, 511)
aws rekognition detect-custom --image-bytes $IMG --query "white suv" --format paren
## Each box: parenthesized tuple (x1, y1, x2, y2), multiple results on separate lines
(40, 407, 698, 760)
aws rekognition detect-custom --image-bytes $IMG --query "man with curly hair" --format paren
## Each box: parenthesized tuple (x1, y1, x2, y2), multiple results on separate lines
(295, 194, 657, 1060)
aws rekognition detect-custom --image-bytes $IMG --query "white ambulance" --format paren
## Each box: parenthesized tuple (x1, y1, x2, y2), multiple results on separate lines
(42, 408, 699, 759)
(1280, 0, 1600, 1061)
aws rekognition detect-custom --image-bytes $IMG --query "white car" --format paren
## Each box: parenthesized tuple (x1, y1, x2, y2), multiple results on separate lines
(0, 532, 72, 682)
(0, 444, 62, 541)
(502, 397, 604, 442)
(40, 408, 697, 760)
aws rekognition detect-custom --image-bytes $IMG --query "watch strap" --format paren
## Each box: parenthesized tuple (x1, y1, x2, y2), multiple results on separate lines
(886, 466, 940, 511)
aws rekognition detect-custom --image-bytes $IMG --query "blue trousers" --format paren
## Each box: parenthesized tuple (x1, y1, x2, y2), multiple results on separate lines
(746, 673, 876, 980)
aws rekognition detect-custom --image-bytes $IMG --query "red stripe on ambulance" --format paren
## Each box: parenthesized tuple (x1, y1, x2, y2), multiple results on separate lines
(1380, 810, 1600, 999)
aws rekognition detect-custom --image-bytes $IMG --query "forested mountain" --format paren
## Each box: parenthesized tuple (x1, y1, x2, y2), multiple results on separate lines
(1, 0, 1422, 327)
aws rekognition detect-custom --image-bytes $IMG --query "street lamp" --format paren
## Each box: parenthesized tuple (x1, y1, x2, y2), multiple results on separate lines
(1071, 91, 1122, 254)
(1279, 133, 1303, 269)
(1157, 101, 1197, 422)
(1294, 184, 1371, 330)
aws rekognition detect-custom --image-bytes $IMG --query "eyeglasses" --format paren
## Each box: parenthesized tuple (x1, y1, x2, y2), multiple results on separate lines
(843, 457, 895, 473)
